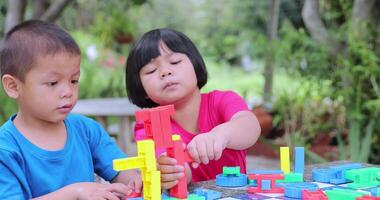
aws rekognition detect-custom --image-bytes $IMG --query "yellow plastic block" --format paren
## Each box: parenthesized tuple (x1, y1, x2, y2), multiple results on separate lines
(113, 157, 144, 171)
(280, 147, 290, 174)
(172, 134, 181, 141)
(137, 140, 157, 171)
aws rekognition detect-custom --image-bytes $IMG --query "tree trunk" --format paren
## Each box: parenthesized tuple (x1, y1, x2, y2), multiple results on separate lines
(263, 0, 280, 103)
(31, 0, 50, 19)
(302, 0, 338, 54)
(351, 0, 375, 34)
(4, 0, 27, 33)
(39, 0, 72, 22)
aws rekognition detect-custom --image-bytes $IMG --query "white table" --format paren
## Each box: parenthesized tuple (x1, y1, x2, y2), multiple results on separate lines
(71, 98, 140, 155)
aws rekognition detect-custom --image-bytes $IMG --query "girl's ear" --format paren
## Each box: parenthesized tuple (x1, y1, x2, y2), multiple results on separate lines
(2, 74, 21, 99)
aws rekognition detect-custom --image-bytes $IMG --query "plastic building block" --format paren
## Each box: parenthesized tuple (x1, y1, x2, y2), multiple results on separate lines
(215, 173, 248, 187)
(312, 168, 335, 183)
(284, 182, 318, 199)
(329, 163, 363, 184)
(302, 190, 328, 200)
(193, 188, 222, 200)
(249, 169, 283, 174)
(294, 147, 305, 173)
(325, 188, 369, 200)
(223, 166, 240, 176)
(345, 167, 380, 189)
(187, 194, 206, 200)
(125, 191, 142, 200)
(247, 174, 284, 193)
(126, 198, 144, 200)
(262, 180, 271, 190)
(357, 196, 380, 200)
(277, 172, 303, 183)
(280, 147, 290, 174)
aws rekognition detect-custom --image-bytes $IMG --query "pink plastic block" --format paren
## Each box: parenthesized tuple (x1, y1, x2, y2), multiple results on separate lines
(302, 190, 327, 200)
(247, 174, 284, 193)
(356, 196, 380, 200)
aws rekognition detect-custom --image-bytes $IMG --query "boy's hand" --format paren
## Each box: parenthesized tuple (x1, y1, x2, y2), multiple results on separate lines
(157, 154, 185, 189)
(74, 182, 131, 200)
(123, 169, 142, 194)
(187, 130, 228, 168)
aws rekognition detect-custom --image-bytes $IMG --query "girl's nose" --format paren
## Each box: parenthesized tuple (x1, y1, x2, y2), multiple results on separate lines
(160, 71, 172, 78)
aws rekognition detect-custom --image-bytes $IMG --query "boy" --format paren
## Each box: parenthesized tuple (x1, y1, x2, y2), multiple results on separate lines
(0, 20, 141, 199)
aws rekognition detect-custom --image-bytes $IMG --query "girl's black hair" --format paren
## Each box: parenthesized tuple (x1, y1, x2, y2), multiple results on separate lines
(125, 28, 208, 108)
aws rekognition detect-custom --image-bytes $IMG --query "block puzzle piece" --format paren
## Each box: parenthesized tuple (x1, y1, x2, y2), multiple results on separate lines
(280, 147, 290, 174)
(302, 189, 328, 200)
(294, 147, 305, 173)
(249, 169, 283, 174)
(193, 188, 222, 200)
(216, 173, 248, 187)
(312, 163, 362, 184)
(277, 172, 303, 183)
(345, 167, 380, 189)
(223, 166, 241, 176)
(262, 180, 271, 190)
(357, 196, 380, 200)
(247, 174, 284, 193)
(325, 188, 369, 200)
(284, 182, 318, 199)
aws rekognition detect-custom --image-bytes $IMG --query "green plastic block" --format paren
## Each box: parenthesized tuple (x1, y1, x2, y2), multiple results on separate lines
(187, 194, 206, 200)
(345, 167, 380, 189)
(223, 166, 240, 176)
(276, 172, 303, 183)
(325, 188, 369, 200)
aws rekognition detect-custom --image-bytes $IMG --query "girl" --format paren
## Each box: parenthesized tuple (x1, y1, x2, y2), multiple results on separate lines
(125, 28, 260, 189)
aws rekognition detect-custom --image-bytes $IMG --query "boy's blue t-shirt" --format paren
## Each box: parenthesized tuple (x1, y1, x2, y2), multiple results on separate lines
(0, 114, 127, 199)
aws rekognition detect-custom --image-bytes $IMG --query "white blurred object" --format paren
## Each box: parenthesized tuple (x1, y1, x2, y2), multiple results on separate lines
(86, 44, 98, 61)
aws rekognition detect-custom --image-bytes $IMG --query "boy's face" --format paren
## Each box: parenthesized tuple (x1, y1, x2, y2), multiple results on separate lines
(17, 52, 80, 123)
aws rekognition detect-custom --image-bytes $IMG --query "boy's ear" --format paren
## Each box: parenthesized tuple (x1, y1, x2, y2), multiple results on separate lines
(2, 74, 21, 99)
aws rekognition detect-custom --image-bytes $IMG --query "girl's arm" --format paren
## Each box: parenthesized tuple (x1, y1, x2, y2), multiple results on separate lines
(215, 110, 261, 150)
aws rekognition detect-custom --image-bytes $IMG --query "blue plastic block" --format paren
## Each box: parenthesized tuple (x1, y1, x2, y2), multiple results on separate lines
(249, 169, 283, 174)
(262, 180, 271, 190)
(216, 173, 248, 187)
(284, 182, 319, 199)
(312, 168, 335, 183)
(294, 147, 304, 174)
(127, 198, 144, 200)
(329, 163, 362, 184)
(363, 187, 380, 196)
(193, 188, 222, 200)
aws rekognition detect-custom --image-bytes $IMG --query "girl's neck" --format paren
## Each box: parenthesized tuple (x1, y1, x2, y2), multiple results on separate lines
(172, 89, 201, 134)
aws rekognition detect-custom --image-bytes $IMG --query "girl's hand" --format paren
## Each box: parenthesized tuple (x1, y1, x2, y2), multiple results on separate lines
(157, 154, 185, 189)
(74, 182, 132, 200)
(187, 130, 229, 168)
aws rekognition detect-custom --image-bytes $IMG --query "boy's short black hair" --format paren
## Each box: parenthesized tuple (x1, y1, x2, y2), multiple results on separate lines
(126, 28, 208, 108)
(0, 20, 80, 81)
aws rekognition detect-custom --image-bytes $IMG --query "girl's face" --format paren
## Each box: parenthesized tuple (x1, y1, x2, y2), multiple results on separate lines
(139, 41, 198, 105)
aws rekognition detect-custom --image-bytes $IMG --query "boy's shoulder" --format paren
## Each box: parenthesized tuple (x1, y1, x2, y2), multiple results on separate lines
(0, 116, 21, 155)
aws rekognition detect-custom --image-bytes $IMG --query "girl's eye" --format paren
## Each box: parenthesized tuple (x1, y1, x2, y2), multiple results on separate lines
(171, 60, 181, 65)
(146, 68, 157, 74)
(46, 81, 58, 86)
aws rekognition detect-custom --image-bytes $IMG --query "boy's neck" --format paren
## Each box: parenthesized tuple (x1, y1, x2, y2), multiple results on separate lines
(13, 112, 67, 151)
(172, 90, 201, 134)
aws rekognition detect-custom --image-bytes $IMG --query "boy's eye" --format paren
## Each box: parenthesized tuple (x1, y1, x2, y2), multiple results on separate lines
(46, 81, 58, 86)
(71, 80, 79, 84)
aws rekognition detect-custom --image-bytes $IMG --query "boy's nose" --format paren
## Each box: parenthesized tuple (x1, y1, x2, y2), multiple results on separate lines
(61, 84, 73, 98)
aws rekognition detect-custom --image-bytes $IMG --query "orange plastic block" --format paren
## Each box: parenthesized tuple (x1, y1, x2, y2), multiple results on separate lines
(302, 190, 328, 200)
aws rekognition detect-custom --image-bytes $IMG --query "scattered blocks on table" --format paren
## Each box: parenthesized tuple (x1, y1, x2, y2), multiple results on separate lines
(216, 173, 248, 187)
(312, 163, 362, 184)
(277, 172, 303, 183)
(249, 169, 283, 174)
(193, 188, 222, 200)
(302, 189, 328, 200)
(284, 182, 318, 199)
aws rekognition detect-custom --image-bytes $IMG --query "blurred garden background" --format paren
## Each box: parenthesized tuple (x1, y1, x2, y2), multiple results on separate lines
(1, 0, 380, 164)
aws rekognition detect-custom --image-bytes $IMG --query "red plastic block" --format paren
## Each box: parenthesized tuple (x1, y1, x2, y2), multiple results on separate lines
(357, 196, 380, 200)
(302, 190, 327, 200)
(124, 191, 141, 199)
(247, 174, 284, 193)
